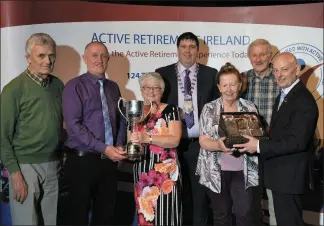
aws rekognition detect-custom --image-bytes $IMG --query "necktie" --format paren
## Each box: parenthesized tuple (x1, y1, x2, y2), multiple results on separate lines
(184, 69, 192, 95)
(184, 69, 195, 129)
(41, 78, 50, 88)
(277, 90, 286, 110)
(98, 80, 114, 146)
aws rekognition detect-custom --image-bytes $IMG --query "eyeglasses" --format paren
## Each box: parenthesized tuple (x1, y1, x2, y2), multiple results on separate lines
(142, 86, 162, 92)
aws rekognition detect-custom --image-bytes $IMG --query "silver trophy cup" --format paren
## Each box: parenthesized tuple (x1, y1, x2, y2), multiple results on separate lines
(118, 98, 152, 161)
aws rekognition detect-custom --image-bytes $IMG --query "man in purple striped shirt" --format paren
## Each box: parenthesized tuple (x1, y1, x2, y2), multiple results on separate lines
(61, 41, 127, 225)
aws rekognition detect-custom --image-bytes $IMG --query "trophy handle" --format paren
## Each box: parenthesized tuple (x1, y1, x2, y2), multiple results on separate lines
(118, 97, 129, 121)
(142, 100, 153, 122)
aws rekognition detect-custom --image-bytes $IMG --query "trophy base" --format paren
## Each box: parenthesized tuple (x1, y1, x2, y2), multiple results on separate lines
(127, 143, 144, 161)
(128, 155, 141, 161)
(224, 136, 269, 149)
(231, 149, 243, 158)
(224, 136, 249, 149)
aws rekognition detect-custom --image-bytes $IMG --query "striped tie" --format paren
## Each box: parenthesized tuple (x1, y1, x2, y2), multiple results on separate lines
(184, 69, 194, 129)
(99, 80, 114, 146)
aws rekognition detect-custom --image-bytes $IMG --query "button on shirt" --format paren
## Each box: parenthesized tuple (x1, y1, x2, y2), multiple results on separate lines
(62, 72, 125, 153)
(26, 68, 51, 88)
(177, 63, 200, 138)
(242, 69, 280, 125)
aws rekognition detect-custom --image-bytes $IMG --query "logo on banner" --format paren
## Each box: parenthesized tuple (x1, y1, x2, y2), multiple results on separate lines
(274, 43, 323, 101)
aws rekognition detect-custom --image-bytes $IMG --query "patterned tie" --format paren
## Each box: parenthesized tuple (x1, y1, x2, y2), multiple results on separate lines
(184, 69, 195, 129)
(41, 78, 50, 88)
(277, 90, 286, 110)
(98, 80, 114, 146)
(184, 69, 191, 95)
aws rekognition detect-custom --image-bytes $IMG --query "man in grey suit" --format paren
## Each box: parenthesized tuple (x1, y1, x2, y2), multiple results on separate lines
(155, 32, 220, 226)
(235, 52, 318, 226)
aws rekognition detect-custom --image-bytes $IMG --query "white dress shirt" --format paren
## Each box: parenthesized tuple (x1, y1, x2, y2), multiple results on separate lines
(177, 62, 200, 138)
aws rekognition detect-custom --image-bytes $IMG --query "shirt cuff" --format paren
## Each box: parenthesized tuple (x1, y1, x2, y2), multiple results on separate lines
(95, 142, 108, 154)
(257, 140, 260, 153)
(6, 162, 20, 175)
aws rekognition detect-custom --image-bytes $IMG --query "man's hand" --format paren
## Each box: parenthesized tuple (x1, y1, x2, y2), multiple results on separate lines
(233, 135, 258, 154)
(116, 146, 125, 153)
(104, 146, 127, 162)
(11, 171, 28, 204)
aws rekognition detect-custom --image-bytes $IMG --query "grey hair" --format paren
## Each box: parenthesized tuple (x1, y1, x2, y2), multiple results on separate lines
(247, 39, 272, 55)
(25, 33, 56, 56)
(139, 72, 165, 92)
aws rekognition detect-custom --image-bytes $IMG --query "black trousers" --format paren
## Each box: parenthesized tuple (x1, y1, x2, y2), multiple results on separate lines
(62, 152, 118, 225)
(179, 139, 210, 226)
(272, 190, 304, 226)
(207, 171, 255, 226)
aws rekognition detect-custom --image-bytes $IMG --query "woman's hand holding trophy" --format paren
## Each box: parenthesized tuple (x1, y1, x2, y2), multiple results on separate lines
(118, 97, 152, 161)
(129, 131, 148, 144)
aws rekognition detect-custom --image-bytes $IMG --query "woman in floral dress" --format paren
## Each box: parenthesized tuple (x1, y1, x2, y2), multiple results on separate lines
(129, 72, 182, 226)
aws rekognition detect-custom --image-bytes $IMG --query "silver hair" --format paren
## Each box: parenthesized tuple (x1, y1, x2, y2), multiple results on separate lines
(139, 72, 165, 92)
(247, 38, 272, 55)
(25, 33, 56, 56)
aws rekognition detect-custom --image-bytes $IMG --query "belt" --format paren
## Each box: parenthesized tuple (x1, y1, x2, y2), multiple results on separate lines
(181, 137, 199, 142)
(178, 137, 199, 153)
(67, 149, 108, 159)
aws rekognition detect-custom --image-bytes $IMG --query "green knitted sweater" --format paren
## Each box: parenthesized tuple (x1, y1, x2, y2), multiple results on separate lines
(1, 71, 64, 173)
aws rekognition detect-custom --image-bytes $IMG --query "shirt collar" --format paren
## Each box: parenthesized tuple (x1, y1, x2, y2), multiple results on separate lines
(282, 78, 300, 95)
(252, 67, 274, 80)
(25, 68, 51, 87)
(177, 62, 197, 76)
(219, 97, 244, 112)
(85, 71, 106, 85)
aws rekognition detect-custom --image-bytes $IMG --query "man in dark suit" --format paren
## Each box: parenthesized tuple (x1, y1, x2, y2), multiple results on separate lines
(234, 52, 319, 226)
(155, 32, 220, 226)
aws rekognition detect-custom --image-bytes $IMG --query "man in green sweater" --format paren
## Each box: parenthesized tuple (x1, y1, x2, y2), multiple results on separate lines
(1, 33, 64, 225)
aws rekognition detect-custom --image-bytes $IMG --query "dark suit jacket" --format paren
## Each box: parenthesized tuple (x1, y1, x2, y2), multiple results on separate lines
(155, 63, 220, 118)
(259, 81, 318, 194)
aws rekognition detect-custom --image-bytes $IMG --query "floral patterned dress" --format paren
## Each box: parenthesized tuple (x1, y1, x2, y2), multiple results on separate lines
(133, 104, 182, 226)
